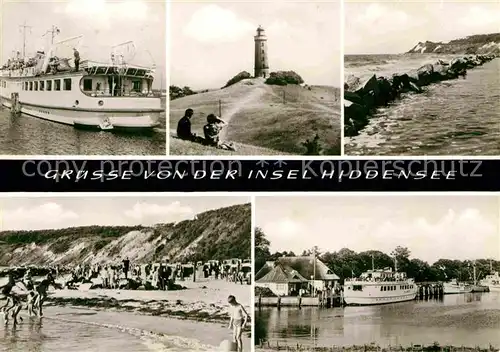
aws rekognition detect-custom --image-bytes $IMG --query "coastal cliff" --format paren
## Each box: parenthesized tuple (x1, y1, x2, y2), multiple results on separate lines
(407, 33, 500, 55)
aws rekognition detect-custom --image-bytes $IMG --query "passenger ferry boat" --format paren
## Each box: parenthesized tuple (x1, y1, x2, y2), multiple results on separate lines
(0, 33, 162, 132)
(343, 265, 418, 305)
(443, 279, 472, 294)
(480, 272, 500, 292)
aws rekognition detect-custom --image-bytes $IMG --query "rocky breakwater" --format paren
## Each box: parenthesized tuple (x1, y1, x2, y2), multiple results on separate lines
(344, 54, 497, 137)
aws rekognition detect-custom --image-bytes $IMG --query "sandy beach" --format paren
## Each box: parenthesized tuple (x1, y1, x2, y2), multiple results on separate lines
(3, 279, 252, 351)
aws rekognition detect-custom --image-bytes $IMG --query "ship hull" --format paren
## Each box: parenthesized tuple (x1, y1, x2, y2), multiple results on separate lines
(344, 292, 417, 305)
(1, 96, 161, 132)
(443, 284, 473, 294)
(487, 285, 500, 292)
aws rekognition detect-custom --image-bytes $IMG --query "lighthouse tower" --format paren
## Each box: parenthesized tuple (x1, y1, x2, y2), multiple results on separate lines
(254, 25, 269, 78)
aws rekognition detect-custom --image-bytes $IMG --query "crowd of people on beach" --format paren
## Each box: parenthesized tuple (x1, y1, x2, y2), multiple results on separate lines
(0, 257, 250, 325)
(177, 108, 237, 151)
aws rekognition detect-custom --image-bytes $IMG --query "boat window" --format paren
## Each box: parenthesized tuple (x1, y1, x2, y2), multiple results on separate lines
(380, 286, 383, 291)
(29, 82, 33, 91)
(353, 285, 363, 291)
(54, 79, 61, 91)
(96, 67, 108, 75)
(40, 81, 44, 91)
(126, 68, 138, 76)
(46, 80, 52, 91)
(132, 79, 142, 93)
(24, 82, 28, 91)
(63, 78, 71, 91)
(34, 81, 38, 91)
(83, 78, 92, 91)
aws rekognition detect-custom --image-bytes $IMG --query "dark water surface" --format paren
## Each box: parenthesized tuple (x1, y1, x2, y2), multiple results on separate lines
(0, 99, 166, 155)
(344, 55, 500, 156)
(256, 292, 500, 349)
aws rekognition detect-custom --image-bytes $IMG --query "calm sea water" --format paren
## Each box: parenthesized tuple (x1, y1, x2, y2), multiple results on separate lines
(0, 306, 232, 352)
(344, 54, 500, 156)
(255, 292, 500, 349)
(0, 99, 166, 155)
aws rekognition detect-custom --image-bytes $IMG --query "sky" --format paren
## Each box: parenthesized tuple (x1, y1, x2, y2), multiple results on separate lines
(345, 1, 500, 55)
(256, 196, 500, 264)
(1, 0, 166, 88)
(0, 196, 249, 231)
(170, 0, 341, 90)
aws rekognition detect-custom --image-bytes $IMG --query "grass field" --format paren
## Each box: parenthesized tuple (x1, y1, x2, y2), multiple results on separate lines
(169, 78, 341, 156)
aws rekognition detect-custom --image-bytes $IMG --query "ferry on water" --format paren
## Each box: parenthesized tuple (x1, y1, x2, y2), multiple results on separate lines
(343, 261, 418, 305)
(480, 272, 500, 292)
(443, 279, 472, 294)
(0, 30, 162, 132)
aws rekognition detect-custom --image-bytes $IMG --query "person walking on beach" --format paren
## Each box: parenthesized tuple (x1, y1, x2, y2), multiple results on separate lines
(0, 273, 23, 325)
(227, 295, 249, 352)
(33, 272, 62, 317)
(123, 258, 130, 280)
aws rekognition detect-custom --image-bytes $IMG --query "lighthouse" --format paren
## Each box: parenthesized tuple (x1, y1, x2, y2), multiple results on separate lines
(254, 25, 269, 78)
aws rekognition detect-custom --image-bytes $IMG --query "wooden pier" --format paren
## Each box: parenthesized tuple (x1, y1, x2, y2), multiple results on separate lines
(416, 282, 444, 299)
(256, 293, 344, 309)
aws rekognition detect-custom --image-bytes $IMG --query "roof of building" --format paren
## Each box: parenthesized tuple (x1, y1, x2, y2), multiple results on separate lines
(256, 263, 308, 283)
(255, 256, 340, 282)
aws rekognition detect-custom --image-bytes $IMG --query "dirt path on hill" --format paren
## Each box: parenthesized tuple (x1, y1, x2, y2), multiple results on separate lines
(219, 86, 267, 140)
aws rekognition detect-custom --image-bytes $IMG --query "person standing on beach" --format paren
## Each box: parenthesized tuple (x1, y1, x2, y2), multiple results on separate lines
(33, 272, 62, 317)
(123, 258, 130, 280)
(227, 295, 249, 352)
(0, 274, 23, 325)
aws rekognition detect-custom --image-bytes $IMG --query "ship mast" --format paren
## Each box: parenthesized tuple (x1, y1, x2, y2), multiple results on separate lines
(473, 260, 477, 286)
(371, 254, 375, 271)
(394, 256, 398, 272)
(19, 21, 32, 58)
(43, 25, 60, 45)
(312, 246, 316, 296)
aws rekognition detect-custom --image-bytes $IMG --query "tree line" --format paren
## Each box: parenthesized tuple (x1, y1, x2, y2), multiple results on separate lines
(255, 228, 500, 283)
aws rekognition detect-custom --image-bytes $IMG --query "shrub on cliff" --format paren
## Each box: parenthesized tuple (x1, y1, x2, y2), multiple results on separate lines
(265, 71, 304, 86)
(170, 85, 196, 100)
(223, 71, 252, 88)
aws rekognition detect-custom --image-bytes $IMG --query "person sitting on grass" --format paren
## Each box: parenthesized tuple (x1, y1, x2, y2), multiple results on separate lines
(228, 295, 249, 352)
(203, 114, 236, 151)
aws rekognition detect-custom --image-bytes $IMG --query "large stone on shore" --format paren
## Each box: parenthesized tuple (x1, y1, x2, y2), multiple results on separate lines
(406, 69, 420, 84)
(345, 74, 362, 92)
(344, 102, 369, 137)
(391, 73, 411, 93)
(416, 64, 435, 85)
(354, 74, 380, 97)
(344, 91, 363, 106)
(376, 77, 393, 106)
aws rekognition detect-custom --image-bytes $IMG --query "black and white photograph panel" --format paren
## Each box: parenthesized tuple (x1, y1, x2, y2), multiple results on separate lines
(254, 195, 500, 351)
(0, 196, 252, 352)
(343, 0, 500, 156)
(170, 0, 341, 156)
(0, 0, 166, 156)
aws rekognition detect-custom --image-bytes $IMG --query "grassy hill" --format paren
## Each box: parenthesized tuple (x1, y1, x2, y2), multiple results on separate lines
(407, 33, 500, 55)
(0, 203, 251, 266)
(169, 78, 341, 155)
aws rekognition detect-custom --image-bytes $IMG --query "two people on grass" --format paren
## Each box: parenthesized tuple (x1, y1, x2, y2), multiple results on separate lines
(177, 108, 236, 151)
